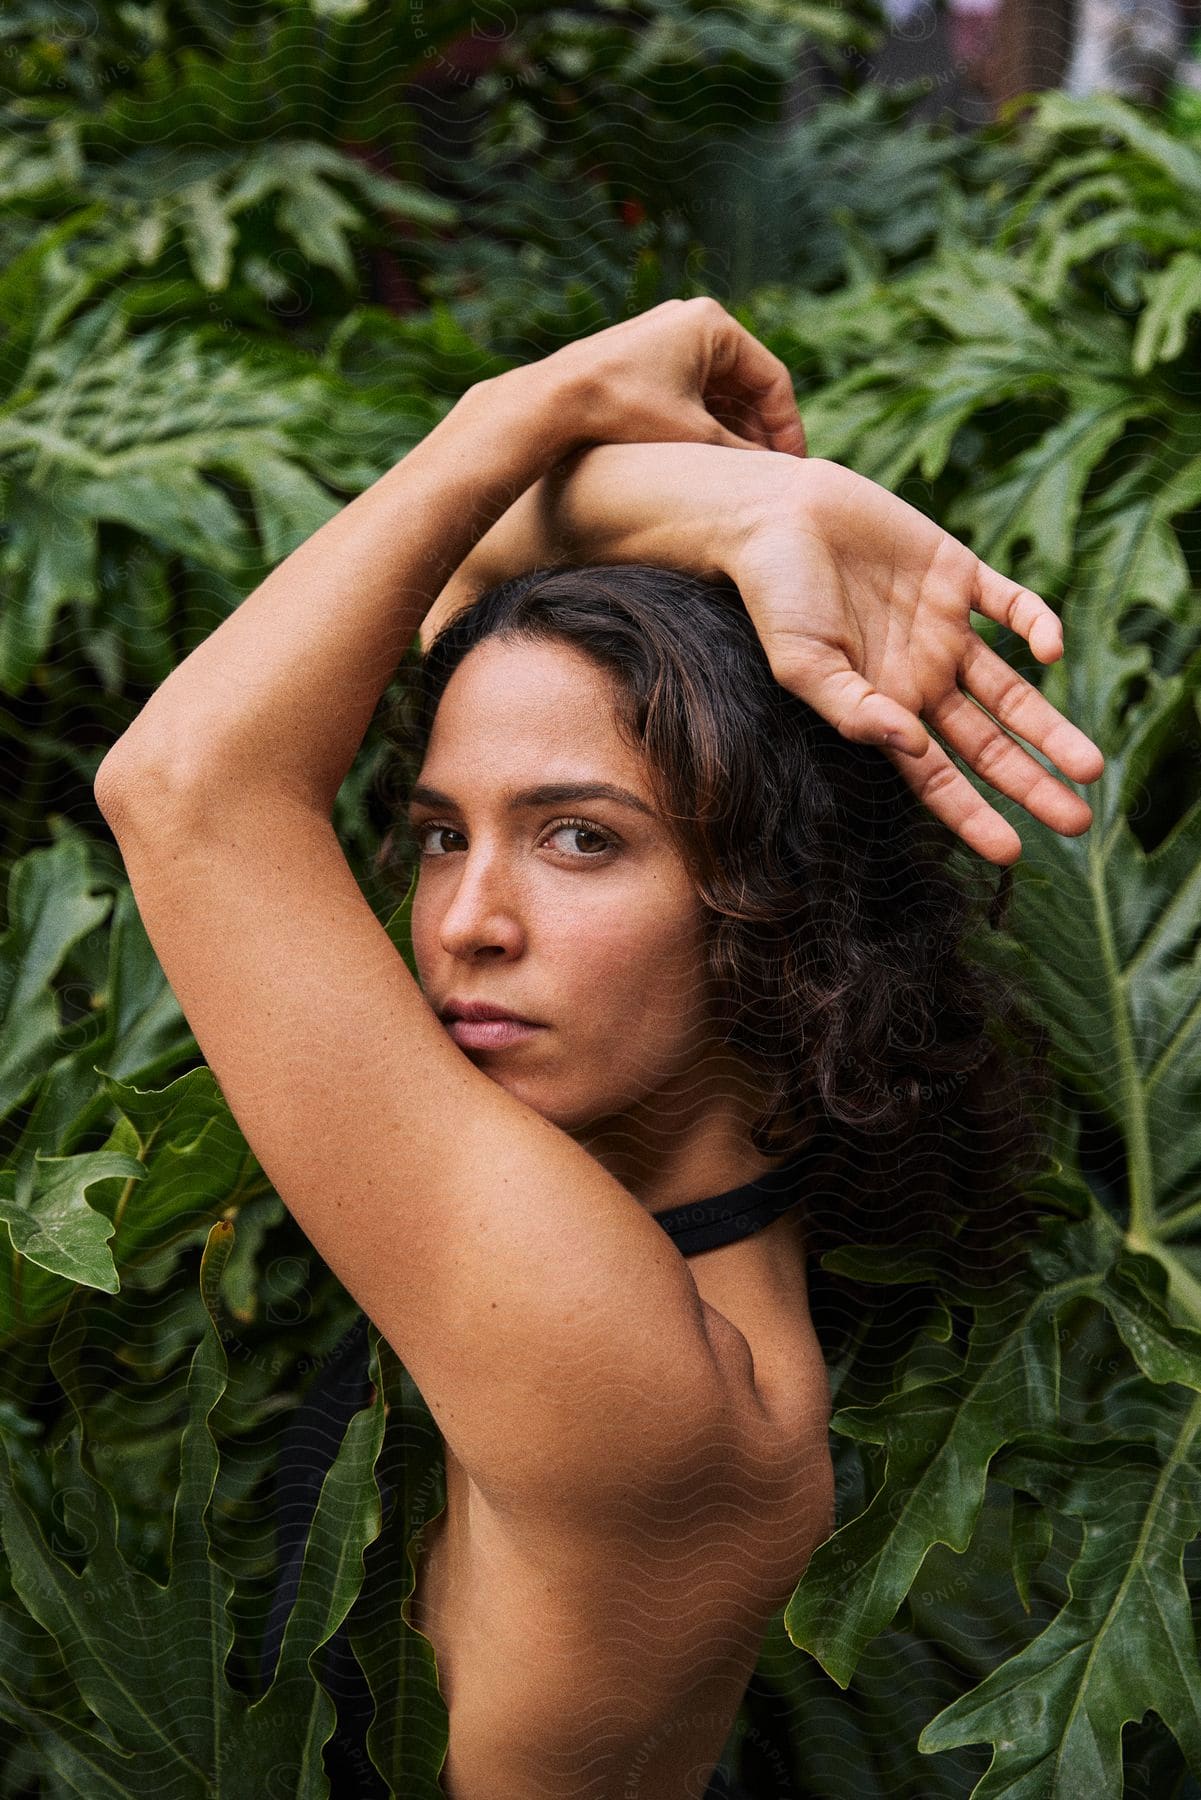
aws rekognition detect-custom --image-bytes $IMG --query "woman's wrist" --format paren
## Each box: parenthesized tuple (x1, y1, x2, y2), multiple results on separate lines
(419, 439, 800, 649)
(417, 432, 803, 655)
(538, 440, 797, 585)
(460, 361, 592, 471)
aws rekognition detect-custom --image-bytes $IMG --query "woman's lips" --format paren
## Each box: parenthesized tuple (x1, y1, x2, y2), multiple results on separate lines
(446, 1018, 543, 1050)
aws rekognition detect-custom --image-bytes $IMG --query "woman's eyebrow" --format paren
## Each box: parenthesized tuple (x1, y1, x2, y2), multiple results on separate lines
(408, 781, 655, 817)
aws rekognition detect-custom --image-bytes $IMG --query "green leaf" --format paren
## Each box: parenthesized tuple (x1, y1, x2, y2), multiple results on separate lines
(66, 464, 247, 569)
(383, 866, 418, 980)
(176, 177, 238, 292)
(212, 450, 342, 567)
(8, 872, 198, 1184)
(0, 305, 410, 696)
(0, 1221, 389, 1795)
(0, 1065, 256, 1345)
(945, 387, 1143, 592)
(1008, 1485, 1054, 1614)
(1133, 251, 1201, 375)
(345, 1333, 451, 1795)
(0, 840, 110, 1129)
(0, 1150, 143, 1294)
(785, 1268, 1064, 1688)
(0, 482, 97, 694)
(1100, 1249, 1201, 1392)
(1022, 89, 1201, 202)
(920, 1418, 1201, 1796)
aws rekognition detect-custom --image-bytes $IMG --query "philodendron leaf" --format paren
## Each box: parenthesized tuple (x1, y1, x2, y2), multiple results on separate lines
(1008, 1485, 1054, 1615)
(346, 1334, 451, 1794)
(920, 1416, 1201, 1797)
(0, 1066, 260, 1346)
(944, 382, 1143, 594)
(955, 476, 1201, 1318)
(790, 1190, 1201, 1790)
(1096, 1247, 1201, 1391)
(0, 1220, 389, 1796)
(0, 838, 110, 1127)
(0, 482, 98, 696)
(1133, 250, 1201, 374)
(3, 834, 197, 1170)
(0, 299, 406, 692)
(785, 1263, 1064, 1687)
(92, 1065, 259, 1260)
(79, 880, 197, 1091)
(0, 1149, 143, 1293)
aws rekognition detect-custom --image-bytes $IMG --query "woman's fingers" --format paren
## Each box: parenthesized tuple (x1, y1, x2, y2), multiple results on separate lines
(788, 651, 1030, 862)
(972, 561, 1066, 664)
(959, 633, 1106, 784)
(777, 635, 1093, 863)
(926, 685, 1095, 837)
(702, 306, 808, 456)
(772, 641, 931, 754)
(880, 732, 1025, 866)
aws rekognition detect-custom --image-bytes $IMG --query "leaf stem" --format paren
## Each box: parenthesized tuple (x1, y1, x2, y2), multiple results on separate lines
(1125, 1232, 1201, 1333)
(1158, 1197, 1201, 1242)
(1090, 814, 1154, 1238)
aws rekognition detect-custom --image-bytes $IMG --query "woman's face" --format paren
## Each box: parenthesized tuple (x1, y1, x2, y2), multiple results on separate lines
(407, 635, 718, 1135)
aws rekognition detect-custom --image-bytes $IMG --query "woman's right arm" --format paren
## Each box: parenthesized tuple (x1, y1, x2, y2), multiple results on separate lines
(420, 441, 1105, 866)
(417, 440, 775, 651)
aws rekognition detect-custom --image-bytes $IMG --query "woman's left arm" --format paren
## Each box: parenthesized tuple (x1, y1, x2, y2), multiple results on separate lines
(97, 373, 566, 818)
(96, 298, 800, 814)
(91, 307, 812, 1522)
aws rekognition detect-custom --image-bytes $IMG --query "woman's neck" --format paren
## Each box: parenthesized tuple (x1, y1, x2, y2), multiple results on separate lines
(572, 1046, 788, 1211)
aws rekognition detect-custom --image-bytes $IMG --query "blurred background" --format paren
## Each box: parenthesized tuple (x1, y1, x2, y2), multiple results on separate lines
(3, 2, 1201, 1797)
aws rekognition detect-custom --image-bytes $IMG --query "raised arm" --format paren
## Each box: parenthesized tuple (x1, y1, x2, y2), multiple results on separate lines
(417, 439, 752, 652)
(419, 439, 1106, 864)
(90, 303, 811, 1517)
(97, 297, 800, 815)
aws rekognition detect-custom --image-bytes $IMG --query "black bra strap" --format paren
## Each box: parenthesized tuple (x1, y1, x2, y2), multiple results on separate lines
(650, 1151, 812, 1257)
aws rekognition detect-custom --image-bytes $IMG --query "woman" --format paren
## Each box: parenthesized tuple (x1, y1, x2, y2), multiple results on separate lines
(95, 300, 1103, 1797)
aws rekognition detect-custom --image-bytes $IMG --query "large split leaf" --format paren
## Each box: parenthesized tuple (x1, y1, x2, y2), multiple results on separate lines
(790, 1198, 1201, 1779)
(960, 494, 1201, 1313)
(0, 295, 422, 694)
(920, 1416, 1201, 1797)
(0, 1219, 389, 1797)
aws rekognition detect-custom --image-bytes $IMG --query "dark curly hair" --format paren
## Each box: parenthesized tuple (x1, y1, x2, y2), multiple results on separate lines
(373, 563, 1057, 1335)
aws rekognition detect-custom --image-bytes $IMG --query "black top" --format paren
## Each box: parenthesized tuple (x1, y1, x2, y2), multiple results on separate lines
(649, 1149, 815, 1257)
(262, 1152, 818, 1797)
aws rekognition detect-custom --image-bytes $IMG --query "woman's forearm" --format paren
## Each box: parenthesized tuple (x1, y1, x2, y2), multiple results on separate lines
(96, 367, 579, 817)
(418, 439, 789, 651)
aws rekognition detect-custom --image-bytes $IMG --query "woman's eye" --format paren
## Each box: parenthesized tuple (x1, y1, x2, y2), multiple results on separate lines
(413, 820, 615, 859)
(544, 821, 616, 858)
(415, 824, 465, 856)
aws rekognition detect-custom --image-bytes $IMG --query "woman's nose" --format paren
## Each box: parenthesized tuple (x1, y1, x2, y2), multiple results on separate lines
(437, 855, 525, 959)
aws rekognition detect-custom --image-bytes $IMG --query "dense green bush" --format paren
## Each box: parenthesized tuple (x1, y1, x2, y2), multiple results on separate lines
(1, 0, 1200, 1787)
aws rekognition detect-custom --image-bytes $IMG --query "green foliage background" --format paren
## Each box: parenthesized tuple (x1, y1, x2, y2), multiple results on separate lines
(2, 1, 1201, 1794)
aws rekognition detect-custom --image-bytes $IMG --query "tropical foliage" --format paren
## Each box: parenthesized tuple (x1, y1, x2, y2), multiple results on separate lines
(1, 0, 1200, 1788)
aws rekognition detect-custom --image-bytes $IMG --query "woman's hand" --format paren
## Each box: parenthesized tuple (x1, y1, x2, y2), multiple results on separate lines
(734, 456, 1105, 867)
(514, 295, 808, 459)
(421, 433, 1104, 869)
